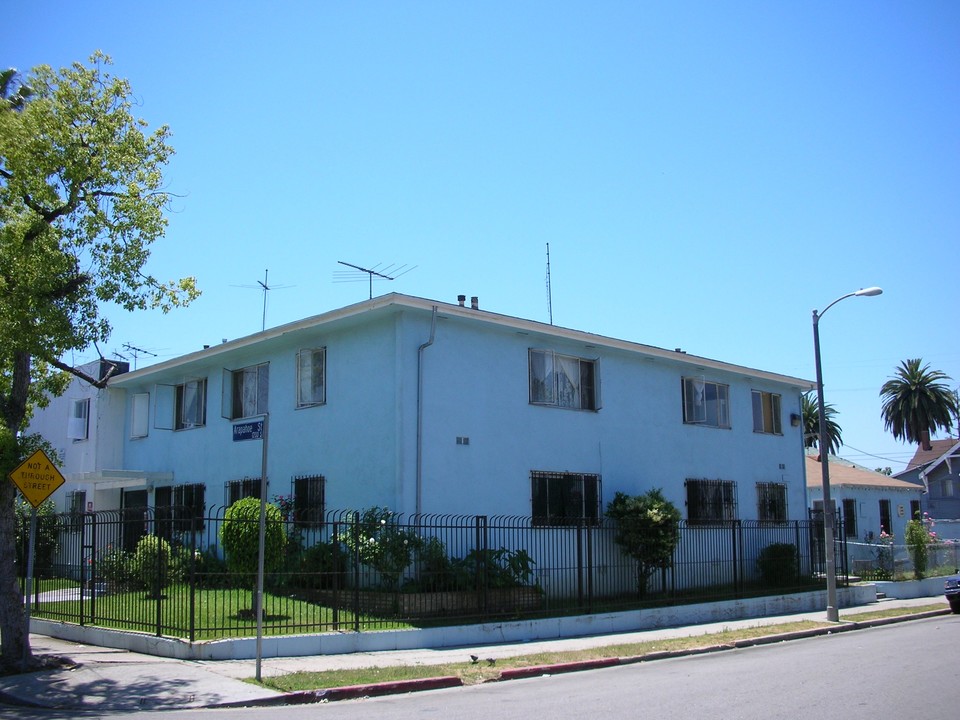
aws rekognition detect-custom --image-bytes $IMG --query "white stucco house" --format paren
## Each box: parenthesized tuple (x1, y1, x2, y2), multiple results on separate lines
(806, 454, 924, 544)
(28, 293, 815, 552)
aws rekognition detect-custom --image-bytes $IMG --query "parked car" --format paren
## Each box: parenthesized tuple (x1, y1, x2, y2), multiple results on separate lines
(946, 576, 960, 614)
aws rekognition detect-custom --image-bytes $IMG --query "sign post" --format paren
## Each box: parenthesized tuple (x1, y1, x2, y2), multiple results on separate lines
(8, 449, 66, 671)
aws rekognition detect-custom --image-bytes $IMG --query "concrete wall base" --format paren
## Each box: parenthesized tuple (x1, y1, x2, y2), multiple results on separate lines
(31, 584, 880, 661)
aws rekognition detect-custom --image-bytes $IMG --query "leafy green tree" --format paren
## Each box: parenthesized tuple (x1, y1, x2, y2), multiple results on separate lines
(879, 359, 957, 450)
(131, 535, 173, 599)
(801, 391, 843, 456)
(219, 498, 287, 616)
(606, 489, 681, 598)
(0, 55, 198, 672)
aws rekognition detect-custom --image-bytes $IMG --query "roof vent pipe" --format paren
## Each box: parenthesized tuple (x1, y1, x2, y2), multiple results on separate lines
(471, 296, 479, 310)
(457, 295, 466, 307)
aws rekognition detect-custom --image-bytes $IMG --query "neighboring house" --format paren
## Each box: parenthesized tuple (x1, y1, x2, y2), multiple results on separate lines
(24, 359, 139, 518)
(28, 293, 815, 553)
(806, 454, 924, 544)
(895, 439, 960, 522)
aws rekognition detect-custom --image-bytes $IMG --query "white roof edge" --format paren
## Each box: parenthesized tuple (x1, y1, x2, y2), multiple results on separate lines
(916, 439, 960, 478)
(110, 293, 815, 390)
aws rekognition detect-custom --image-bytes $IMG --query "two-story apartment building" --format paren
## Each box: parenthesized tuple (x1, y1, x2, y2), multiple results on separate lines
(29, 293, 815, 552)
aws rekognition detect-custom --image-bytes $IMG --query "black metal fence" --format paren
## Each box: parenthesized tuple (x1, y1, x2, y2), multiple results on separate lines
(20, 508, 845, 641)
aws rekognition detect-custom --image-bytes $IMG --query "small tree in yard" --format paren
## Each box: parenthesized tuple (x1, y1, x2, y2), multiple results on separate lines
(219, 498, 287, 618)
(606, 489, 681, 598)
(344, 507, 423, 591)
(904, 516, 930, 580)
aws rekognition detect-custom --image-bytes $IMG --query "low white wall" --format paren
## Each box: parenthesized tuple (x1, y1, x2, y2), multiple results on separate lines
(874, 576, 951, 599)
(31, 585, 878, 662)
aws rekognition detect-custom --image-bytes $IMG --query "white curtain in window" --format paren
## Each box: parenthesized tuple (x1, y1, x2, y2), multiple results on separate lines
(556, 355, 580, 408)
(529, 350, 555, 404)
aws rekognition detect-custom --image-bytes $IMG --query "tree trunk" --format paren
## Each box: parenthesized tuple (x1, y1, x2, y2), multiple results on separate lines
(0, 351, 33, 672)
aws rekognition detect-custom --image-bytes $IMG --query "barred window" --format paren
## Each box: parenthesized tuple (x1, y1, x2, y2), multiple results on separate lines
(756, 482, 787, 523)
(531, 471, 601, 526)
(67, 490, 86, 532)
(155, 483, 206, 535)
(686, 478, 737, 524)
(226, 478, 263, 507)
(293, 474, 325, 525)
(843, 498, 858, 538)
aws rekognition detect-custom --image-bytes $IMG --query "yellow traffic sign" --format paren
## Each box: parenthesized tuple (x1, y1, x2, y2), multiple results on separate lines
(8, 449, 65, 508)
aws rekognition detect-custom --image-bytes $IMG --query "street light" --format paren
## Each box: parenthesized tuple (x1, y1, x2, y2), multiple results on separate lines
(812, 286, 882, 622)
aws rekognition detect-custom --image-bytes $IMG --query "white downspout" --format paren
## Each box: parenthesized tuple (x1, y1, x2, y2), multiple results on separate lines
(416, 306, 438, 516)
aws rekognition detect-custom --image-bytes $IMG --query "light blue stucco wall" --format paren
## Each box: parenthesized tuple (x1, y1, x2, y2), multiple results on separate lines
(414, 309, 808, 520)
(108, 300, 809, 521)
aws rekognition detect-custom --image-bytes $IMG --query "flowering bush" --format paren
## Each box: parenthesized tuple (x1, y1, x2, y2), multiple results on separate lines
(344, 507, 423, 590)
(872, 530, 895, 580)
(905, 517, 930, 579)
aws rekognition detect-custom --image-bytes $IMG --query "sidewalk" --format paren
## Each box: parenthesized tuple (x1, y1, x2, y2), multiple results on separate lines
(0, 597, 950, 711)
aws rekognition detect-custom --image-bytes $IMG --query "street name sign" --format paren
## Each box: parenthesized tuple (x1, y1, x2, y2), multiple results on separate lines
(8, 449, 65, 508)
(233, 420, 264, 442)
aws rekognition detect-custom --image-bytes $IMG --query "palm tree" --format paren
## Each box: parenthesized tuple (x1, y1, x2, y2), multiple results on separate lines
(801, 391, 843, 456)
(879, 358, 958, 450)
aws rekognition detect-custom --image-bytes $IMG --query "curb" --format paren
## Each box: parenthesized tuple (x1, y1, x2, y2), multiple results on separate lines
(245, 608, 952, 706)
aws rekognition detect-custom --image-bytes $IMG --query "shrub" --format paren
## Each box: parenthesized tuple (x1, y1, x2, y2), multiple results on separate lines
(14, 498, 60, 578)
(219, 497, 287, 588)
(344, 507, 422, 590)
(131, 535, 175, 597)
(757, 543, 798, 587)
(606, 489, 681, 597)
(97, 546, 134, 590)
(297, 541, 348, 590)
(905, 518, 930, 579)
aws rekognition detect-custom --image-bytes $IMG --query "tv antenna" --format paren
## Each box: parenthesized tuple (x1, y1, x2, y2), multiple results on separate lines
(121, 343, 156, 370)
(334, 261, 417, 299)
(233, 269, 293, 331)
(545, 243, 554, 325)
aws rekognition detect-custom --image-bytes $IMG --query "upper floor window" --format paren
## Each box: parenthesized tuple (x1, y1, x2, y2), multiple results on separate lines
(686, 478, 737, 524)
(297, 348, 326, 407)
(528, 349, 598, 411)
(175, 379, 207, 430)
(682, 377, 730, 428)
(531, 471, 601, 526)
(67, 398, 90, 440)
(751, 390, 782, 435)
(131, 392, 150, 438)
(756, 482, 787, 523)
(227, 363, 269, 419)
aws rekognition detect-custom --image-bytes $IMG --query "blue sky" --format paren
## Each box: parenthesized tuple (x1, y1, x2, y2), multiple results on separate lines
(9, 1, 959, 471)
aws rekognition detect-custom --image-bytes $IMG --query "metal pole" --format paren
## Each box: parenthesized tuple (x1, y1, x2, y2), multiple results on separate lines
(255, 414, 269, 682)
(812, 309, 839, 622)
(21, 507, 38, 672)
(811, 287, 881, 623)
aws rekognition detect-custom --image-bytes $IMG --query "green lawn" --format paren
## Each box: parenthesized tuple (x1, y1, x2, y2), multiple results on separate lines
(33, 584, 411, 640)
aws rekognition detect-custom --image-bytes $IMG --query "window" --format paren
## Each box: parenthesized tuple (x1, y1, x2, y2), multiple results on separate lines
(297, 349, 326, 407)
(155, 483, 206, 535)
(879, 499, 892, 534)
(944, 478, 956, 498)
(909, 500, 921, 522)
(67, 398, 90, 440)
(682, 377, 730, 428)
(528, 349, 598, 410)
(531, 471, 601, 526)
(175, 379, 206, 430)
(756, 482, 787, 523)
(227, 363, 269, 419)
(686, 479, 737, 523)
(131, 392, 150, 438)
(226, 478, 263, 507)
(293, 474, 325, 525)
(751, 391, 782, 435)
(67, 490, 86, 532)
(843, 498, 858, 538)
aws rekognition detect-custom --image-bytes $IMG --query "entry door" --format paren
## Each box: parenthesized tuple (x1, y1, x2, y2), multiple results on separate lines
(122, 489, 149, 553)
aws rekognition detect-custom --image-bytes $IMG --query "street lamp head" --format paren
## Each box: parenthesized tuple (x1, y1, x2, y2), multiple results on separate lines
(854, 286, 883, 297)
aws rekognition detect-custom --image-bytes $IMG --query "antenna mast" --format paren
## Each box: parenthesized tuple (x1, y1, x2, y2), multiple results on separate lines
(121, 343, 156, 370)
(334, 261, 416, 299)
(545, 243, 554, 325)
